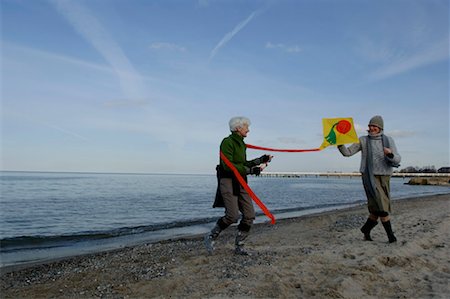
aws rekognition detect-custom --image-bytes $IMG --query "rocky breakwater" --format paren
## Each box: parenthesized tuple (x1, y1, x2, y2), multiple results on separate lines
(407, 177, 450, 186)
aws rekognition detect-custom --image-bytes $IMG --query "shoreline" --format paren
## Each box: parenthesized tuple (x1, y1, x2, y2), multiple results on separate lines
(2, 190, 448, 269)
(0, 202, 365, 271)
(1, 193, 449, 298)
(0, 201, 366, 269)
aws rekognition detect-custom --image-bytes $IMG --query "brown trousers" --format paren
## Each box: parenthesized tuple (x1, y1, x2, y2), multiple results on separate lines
(219, 178, 255, 230)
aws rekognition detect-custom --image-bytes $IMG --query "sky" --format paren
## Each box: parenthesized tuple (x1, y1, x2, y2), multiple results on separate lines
(1, 0, 449, 174)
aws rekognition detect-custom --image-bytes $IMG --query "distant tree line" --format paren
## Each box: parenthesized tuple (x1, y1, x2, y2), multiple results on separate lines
(399, 166, 450, 173)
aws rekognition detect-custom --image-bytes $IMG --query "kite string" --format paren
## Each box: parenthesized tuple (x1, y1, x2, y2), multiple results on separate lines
(246, 144, 321, 152)
(219, 151, 276, 224)
(218, 143, 321, 224)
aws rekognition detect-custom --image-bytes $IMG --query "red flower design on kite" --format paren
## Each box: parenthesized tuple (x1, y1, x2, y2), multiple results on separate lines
(325, 120, 353, 145)
(336, 120, 351, 134)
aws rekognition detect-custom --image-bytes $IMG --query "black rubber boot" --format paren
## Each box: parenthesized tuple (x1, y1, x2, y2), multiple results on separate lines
(234, 230, 250, 255)
(204, 224, 222, 254)
(360, 218, 378, 241)
(382, 220, 397, 243)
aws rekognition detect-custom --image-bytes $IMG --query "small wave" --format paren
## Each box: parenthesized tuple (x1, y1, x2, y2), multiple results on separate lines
(269, 200, 365, 215)
(0, 217, 219, 252)
(0, 202, 367, 253)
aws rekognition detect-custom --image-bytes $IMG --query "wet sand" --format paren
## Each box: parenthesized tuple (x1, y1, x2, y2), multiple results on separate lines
(1, 193, 449, 298)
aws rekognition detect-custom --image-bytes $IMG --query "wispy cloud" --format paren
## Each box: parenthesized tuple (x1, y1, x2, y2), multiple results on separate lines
(3, 41, 112, 73)
(266, 42, 302, 53)
(45, 123, 89, 141)
(209, 8, 263, 61)
(277, 137, 306, 145)
(368, 37, 449, 81)
(103, 99, 150, 108)
(150, 42, 186, 52)
(354, 122, 416, 138)
(49, 0, 146, 100)
(3, 41, 166, 95)
(354, 123, 367, 135)
(387, 130, 417, 138)
(198, 0, 212, 7)
(5, 109, 89, 141)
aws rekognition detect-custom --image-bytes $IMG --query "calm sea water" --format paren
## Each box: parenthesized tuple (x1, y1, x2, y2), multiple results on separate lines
(1, 171, 449, 266)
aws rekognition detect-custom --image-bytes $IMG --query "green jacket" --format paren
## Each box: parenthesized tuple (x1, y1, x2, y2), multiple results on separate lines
(220, 132, 262, 178)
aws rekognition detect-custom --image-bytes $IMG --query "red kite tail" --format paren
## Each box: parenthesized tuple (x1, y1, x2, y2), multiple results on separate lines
(219, 151, 275, 224)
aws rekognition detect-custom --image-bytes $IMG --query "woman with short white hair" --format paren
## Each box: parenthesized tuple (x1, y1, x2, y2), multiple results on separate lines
(205, 116, 272, 255)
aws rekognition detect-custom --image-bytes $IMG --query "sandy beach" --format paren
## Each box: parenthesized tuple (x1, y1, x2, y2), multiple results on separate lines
(1, 193, 449, 298)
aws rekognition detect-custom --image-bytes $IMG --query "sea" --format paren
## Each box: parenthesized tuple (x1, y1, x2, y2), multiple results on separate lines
(1, 171, 449, 267)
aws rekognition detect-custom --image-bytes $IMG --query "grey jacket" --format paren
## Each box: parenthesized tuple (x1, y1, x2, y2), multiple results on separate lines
(338, 134, 401, 175)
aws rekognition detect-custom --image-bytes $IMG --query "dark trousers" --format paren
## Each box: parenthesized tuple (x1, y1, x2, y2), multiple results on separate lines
(218, 178, 255, 232)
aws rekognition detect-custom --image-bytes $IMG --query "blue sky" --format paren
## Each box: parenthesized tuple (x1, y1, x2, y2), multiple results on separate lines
(1, 0, 449, 174)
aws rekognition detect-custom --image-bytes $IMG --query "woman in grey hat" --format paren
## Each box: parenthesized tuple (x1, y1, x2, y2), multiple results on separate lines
(338, 115, 401, 243)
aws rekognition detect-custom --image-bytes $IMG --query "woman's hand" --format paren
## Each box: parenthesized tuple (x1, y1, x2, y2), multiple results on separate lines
(260, 155, 273, 163)
(384, 147, 394, 158)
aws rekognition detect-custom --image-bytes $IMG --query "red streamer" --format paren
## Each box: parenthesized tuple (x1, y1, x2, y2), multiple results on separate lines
(246, 144, 321, 152)
(220, 151, 276, 224)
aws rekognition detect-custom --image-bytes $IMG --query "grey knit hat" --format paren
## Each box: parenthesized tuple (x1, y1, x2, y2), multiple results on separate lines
(369, 115, 384, 130)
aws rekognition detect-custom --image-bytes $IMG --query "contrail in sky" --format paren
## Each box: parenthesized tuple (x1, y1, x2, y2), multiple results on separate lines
(209, 8, 262, 61)
(45, 123, 89, 141)
(49, 0, 145, 100)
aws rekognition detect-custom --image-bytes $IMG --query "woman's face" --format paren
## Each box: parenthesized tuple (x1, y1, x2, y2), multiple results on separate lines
(236, 124, 250, 138)
(368, 125, 381, 135)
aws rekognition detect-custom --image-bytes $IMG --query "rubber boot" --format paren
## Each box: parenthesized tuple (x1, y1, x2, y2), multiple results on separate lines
(204, 224, 222, 254)
(234, 230, 250, 255)
(382, 220, 397, 243)
(360, 218, 378, 241)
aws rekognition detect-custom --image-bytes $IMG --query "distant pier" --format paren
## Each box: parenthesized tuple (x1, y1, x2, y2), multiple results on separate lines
(259, 172, 450, 179)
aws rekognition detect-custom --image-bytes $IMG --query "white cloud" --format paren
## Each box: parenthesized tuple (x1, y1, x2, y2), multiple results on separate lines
(369, 37, 449, 80)
(354, 123, 416, 139)
(197, 0, 212, 7)
(3, 41, 112, 73)
(277, 137, 306, 145)
(266, 42, 302, 53)
(103, 99, 150, 108)
(149, 42, 186, 52)
(2, 41, 165, 92)
(387, 130, 417, 138)
(49, 0, 146, 101)
(4, 109, 89, 141)
(354, 123, 367, 135)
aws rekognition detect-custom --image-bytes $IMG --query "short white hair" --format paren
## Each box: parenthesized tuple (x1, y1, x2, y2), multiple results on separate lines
(229, 116, 251, 132)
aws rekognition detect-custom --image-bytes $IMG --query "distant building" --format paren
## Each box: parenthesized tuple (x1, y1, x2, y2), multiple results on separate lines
(438, 167, 450, 173)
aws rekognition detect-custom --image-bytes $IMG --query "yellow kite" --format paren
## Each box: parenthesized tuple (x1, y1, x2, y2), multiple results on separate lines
(320, 117, 359, 149)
